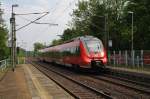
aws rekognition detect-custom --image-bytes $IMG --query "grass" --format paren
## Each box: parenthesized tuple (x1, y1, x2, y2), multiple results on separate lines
(17, 57, 25, 64)
(0, 67, 10, 81)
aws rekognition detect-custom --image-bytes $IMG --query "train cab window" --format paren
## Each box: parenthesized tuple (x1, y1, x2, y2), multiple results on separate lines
(84, 40, 103, 53)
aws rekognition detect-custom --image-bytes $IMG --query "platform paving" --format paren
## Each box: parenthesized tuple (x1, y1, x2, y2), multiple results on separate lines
(23, 64, 74, 99)
(0, 64, 75, 99)
(0, 66, 31, 99)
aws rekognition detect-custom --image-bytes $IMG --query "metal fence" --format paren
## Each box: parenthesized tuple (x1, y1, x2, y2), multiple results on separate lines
(108, 50, 150, 69)
(0, 57, 26, 72)
(0, 59, 10, 71)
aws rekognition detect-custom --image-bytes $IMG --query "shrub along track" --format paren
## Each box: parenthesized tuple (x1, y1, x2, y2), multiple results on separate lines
(29, 60, 150, 99)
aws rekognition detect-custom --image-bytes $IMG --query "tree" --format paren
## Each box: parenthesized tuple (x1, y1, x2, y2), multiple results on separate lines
(57, 0, 150, 50)
(33, 42, 45, 52)
(61, 28, 76, 41)
(51, 39, 63, 46)
(124, 0, 150, 49)
(0, 27, 9, 60)
(68, 0, 130, 49)
(0, 3, 9, 60)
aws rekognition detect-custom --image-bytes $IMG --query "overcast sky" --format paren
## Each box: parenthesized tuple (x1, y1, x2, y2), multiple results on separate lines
(2, 0, 78, 51)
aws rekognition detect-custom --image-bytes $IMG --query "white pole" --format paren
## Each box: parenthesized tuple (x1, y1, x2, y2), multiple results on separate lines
(125, 50, 128, 66)
(113, 51, 116, 66)
(141, 50, 143, 67)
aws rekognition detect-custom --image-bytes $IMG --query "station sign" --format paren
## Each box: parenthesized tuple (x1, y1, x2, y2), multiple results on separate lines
(10, 18, 15, 23)
(108, 40, 112, 47)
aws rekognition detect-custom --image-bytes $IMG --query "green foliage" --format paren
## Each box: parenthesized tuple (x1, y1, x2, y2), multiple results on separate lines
(0, 2, 9, 60)
(51, 0, 150, 50)
(34, 42, 45, 52)
(124, 0, 150, 49)
(51, 39, 63, 46)
(17, 47, 26, 57)
(33, 42, 45, 57)
(0, 27, 9, 60)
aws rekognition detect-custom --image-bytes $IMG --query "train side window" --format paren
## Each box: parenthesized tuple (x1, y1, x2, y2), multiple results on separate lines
(74, 47, 76, 53)
(70, 47, 75, 54)
(73, 47, 76, 54)
(73, 47, 75, 54)
(68, 48, 71, 55)
(70, 48, 72, 53)
(76, 46, 80, 55)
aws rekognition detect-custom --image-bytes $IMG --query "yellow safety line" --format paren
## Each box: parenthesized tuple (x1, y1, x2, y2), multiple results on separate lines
(25, 65, 52, 99)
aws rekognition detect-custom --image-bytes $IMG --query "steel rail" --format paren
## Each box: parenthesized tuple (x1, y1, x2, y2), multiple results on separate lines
(30, 61, 113, 99)
(90, 75, 150, 95)
(103, 74, 150, 88)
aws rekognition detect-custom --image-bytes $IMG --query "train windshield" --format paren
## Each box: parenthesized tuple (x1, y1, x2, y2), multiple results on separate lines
(84, 40, 103, 53)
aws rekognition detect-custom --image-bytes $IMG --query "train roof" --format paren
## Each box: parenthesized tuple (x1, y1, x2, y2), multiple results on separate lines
(39, 35, 100, 52)
(66, 35, 100, 42)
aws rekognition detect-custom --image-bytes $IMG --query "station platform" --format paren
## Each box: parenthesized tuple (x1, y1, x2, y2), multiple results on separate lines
(0, 64, 74, 99)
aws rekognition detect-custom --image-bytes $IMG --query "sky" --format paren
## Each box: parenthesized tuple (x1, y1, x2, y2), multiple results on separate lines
(1, 0, 78, 51)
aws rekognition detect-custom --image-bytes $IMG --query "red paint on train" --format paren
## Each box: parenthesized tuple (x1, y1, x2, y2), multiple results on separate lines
(38, 36, 107, 69)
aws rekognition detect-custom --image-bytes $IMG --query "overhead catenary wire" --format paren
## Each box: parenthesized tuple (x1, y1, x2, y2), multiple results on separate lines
(32, 0, 77, 42)
(15, 0, 62, 42)
(15, 0, 62, 33)
(52, 0, 107, 33)
(15, 11, 49, 16)
(17, 15, 58, 26)
(17, 0, 77, 43)
(52, 0, 77, 23)
(39, 0, 65, 23)
(10, 0, 78, 52)
(47, 0, 63, 18)
(16, 12, 49, 31)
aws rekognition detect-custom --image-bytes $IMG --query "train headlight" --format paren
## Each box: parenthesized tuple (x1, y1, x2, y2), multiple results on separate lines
(100, 51, 104, 57)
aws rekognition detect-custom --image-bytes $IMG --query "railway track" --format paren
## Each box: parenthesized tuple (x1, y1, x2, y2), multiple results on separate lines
(29, 60, 150, 99)
(106, 68, 150, 86)
(91, 75, 150, 95)
(30, 61, 113, 99)
(102, 74, 150, 88)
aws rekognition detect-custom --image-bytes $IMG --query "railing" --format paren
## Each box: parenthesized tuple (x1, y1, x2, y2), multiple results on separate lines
(0, 57, 26, 72)
(108, 50, 150, 70)
(0, 59, 10, 71)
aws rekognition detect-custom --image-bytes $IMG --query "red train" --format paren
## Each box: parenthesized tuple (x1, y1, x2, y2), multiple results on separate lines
(38, 35, 107, 69)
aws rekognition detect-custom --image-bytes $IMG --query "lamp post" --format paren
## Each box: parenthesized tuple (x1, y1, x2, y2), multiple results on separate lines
(128, 11, 134, 66)
(10, 5, 57, 71)
(10, 5, 51, 71)
(10, 4, 18, 71)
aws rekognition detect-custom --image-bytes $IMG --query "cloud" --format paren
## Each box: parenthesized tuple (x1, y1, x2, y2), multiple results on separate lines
(2, 0, 77, 51)
(36, 0, 49, 9)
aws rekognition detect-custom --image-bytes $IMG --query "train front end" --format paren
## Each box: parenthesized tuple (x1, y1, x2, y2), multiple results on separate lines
(81, 36, 107, 69)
